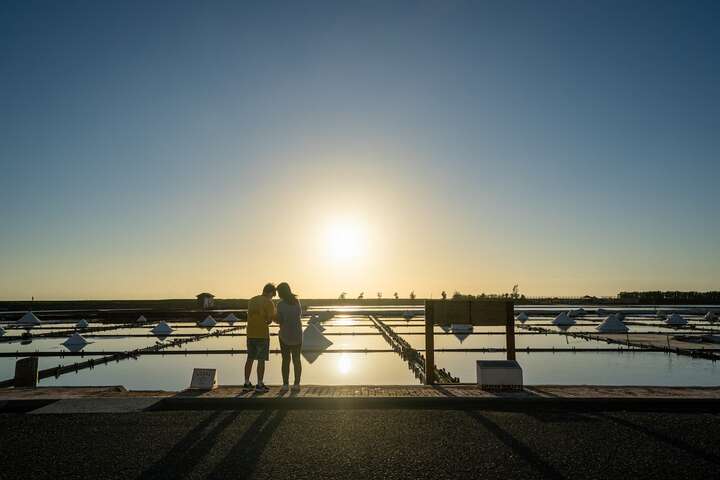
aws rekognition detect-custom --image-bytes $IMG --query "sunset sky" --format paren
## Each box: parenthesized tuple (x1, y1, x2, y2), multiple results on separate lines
(1, 1, 719, 300)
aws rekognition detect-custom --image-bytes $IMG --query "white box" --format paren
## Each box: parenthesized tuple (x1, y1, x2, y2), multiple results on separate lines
(189, 368, 218, 390)
(476, 360, 523, 390)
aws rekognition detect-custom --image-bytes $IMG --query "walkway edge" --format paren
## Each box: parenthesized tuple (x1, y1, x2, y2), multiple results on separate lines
(146, 395, 720, 412)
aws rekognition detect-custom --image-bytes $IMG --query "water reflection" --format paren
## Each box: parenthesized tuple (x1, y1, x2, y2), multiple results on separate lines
(337, 354, 352, 375)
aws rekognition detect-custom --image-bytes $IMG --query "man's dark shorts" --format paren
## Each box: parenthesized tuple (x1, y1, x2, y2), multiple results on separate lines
(247, 338, 270, 361)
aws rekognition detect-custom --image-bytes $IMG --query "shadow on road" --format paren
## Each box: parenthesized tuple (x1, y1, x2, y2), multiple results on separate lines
(136, 408, 285, 480)
(465, 410, 566, 480)
(208, 409, 286, 479)
(137, 410, 241, 479)
(597, 412, 720, 466)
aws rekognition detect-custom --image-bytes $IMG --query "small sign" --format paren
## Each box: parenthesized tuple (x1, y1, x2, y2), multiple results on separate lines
(14, 357, 39, 388)
(476, 360, 523, 391)
(189, 368, 218, 390)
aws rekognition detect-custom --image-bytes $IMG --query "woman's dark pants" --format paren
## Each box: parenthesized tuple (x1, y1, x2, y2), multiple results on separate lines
(280, 339, 302, 385)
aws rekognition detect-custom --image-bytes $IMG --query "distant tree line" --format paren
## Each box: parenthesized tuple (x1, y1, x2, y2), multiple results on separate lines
(618, 291, 720, 304)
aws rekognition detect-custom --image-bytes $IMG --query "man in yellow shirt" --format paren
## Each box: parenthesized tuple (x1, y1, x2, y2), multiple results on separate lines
(244, 283, 276, 392)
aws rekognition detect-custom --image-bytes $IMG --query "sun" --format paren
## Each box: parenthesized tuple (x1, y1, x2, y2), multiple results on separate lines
(323, 219, 366, 262)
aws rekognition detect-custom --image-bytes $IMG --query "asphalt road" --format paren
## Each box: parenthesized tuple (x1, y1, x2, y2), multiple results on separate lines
(1, 409, 719, 479)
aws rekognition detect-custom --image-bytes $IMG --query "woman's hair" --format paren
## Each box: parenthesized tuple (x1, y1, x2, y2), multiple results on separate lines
(277, 282, 299, 305)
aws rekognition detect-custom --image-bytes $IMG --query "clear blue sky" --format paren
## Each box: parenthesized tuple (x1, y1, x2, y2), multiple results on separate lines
(1, 0, 719, 299)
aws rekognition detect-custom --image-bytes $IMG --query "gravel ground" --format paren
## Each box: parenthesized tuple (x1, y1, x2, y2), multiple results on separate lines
(1, 409, 719, 479)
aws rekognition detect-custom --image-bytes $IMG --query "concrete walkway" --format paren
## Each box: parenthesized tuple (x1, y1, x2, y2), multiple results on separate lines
(1, 385, 719, 414)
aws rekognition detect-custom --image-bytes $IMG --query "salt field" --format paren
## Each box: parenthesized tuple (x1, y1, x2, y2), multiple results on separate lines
(1, 305, 719, 390)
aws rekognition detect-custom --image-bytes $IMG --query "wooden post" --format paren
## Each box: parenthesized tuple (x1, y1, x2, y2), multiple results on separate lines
(505, 302, 516, 361)
(424, 301, 435, 385)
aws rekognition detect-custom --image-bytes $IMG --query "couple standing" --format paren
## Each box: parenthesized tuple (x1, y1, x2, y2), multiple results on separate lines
(243, 282, 302, 392)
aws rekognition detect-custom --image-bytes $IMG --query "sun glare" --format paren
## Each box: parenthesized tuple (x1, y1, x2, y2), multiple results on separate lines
(323, 219, 366, 262)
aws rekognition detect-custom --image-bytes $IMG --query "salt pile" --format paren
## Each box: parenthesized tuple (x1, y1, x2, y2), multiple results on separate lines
(308, 314, 325, 332)
(451, 324, 472, 332)
(199, 315, 217, 328)
(151, 321, 174, 336)
(302, 323, 333, 349)
(451, 324, 472, 343)
(705, 311, 718, 322)
(136, 315, 148, 324)
(63, 333, 88, 351)
(569, 308, 586, 317)
(595, 314, 629, 333)
(402, 311, 414, 320)
(515, 312, 529, 322)
(552, 312, 575, 327)
(665, 313, 687, 326)
(224, 313, 239, 324)
(315, 311, 334, 322)
(17, 312, 41, 327)
(76, 319, 89, 329)
(301, 323, 333, 363)
(0, 326, 5, 337)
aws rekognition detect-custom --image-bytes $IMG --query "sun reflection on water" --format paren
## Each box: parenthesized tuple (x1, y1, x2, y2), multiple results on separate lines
(338, 354, 352, 375)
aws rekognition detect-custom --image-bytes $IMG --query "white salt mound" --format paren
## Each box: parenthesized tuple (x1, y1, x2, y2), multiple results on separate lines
(315, 311, 334, 322)
(17, 312, 41, 326)
(302, 323, 333, 350)
(76, 319, 89, 329)
(199, 315, 217, 328)
(136, 315, 148, 324)
(515, 312, 529, 322)
(665, 313, 687, 326)
(63, 333, 88, 347)
(151, 321, 174, 336)
(224, 313, 239, 324)
(705, 311, 717, 322)
(0, 326, 5, 337)
(402, 311, 414, 320)
(552, 312, 576, 326)
(451, 324, 472, 332)
(595, 314, 629, 333)
(451, 324, 472, 343)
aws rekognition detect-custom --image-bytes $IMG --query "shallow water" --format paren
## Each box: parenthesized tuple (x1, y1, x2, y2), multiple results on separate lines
(1, 306, 719, 389)
(37, 352, 419, 389)
(436, 351, 720, 386)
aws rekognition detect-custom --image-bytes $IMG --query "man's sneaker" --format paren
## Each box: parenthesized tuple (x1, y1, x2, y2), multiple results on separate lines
(291, 384, 300, 392)
(242, 382, 253, 390)
(255, 383, 269, 393)
(280, 384, 289, 391)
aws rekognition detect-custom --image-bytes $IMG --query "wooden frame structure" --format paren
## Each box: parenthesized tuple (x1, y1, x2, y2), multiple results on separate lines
(424, 299, 515, 385)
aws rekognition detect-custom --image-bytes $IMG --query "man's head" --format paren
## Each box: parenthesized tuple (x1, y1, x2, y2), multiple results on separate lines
(262, 283, 276, 298)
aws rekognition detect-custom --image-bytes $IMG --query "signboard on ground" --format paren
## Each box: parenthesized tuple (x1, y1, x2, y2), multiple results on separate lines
(476, 360, 523, 390)
(14, 357, 39, 388)
(189, 368, 218, 390)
